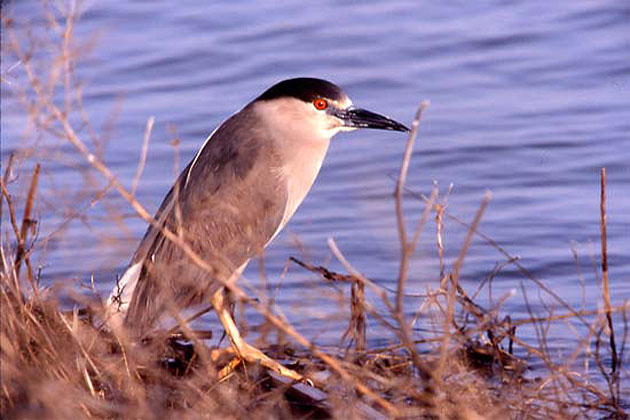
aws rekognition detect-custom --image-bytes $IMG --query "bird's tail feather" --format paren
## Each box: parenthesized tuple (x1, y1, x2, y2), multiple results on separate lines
(104, 262, 142, 330)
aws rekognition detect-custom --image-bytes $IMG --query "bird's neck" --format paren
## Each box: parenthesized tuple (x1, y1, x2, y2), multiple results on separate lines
(252, 99, 333, 230)
(275, 136, 330, 231)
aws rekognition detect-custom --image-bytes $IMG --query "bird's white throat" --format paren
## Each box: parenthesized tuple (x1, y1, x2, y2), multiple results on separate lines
(255, 98, 334, 237)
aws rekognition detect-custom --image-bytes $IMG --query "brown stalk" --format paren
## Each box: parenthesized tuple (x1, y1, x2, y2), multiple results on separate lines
(131, 116, 154, 196)
(435, 202, 446, 286)
(511, 305, 627, 327)
(394, 100, 430, 315)
(600, 168, 618, 384)
(437, 191, 491, 379)
(350, 280, 366, 352)
(14, 163, 40, 285)
(1, 182, 27, 302)
(388, 102, 439, 414)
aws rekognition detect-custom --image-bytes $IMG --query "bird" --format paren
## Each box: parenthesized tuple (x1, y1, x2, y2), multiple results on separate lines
(106, 77, 409, 380)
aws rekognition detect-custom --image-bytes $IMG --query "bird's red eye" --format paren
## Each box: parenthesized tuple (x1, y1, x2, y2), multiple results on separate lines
(313, 99, 328, 110)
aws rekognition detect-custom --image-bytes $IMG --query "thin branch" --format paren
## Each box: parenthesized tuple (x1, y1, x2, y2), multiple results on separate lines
(14, 163, 40, 287)
(437, 191, 491, 378)
(600, 168, 618, 382)
(394, 100, 429, 315)
(131, 116, 154, 196)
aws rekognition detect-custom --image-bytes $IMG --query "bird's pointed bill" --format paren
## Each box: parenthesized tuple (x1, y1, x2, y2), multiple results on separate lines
(333, 108, 409, 132)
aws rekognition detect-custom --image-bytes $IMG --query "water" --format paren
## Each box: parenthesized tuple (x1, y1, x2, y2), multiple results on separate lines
(2, 0, 629, 380)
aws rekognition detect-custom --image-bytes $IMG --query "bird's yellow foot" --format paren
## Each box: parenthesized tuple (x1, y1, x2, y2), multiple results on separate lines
(218, 342, 303, 382)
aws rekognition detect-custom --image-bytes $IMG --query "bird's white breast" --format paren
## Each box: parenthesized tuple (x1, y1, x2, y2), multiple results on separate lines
(278, 140, 330, 229)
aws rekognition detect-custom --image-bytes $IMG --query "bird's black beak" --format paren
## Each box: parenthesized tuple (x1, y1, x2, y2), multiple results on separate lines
(333, 107, 409, 132)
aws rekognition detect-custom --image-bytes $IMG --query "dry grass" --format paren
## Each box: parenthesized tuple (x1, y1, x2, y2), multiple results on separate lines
(1, 2, 628, 418)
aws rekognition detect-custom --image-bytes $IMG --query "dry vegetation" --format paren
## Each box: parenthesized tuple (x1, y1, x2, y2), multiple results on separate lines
(1, 2, 628, 419)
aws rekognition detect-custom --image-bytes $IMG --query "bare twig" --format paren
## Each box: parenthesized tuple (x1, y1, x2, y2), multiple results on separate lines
(1, 181, 28, 300)
(600, 168, 618, 390)
(511, 305, 628, 327)
(290, 257, 356, 283)
(131, 116, 154, 196)
(14, 163, 40, 285)
(437, 191, 491, 379)
(435, 202, 446, 286)
(350, 279, 366, 352)
(2, 153, 15, 186)
(394, 100, 430, 315)
(388, 102, 438, 412)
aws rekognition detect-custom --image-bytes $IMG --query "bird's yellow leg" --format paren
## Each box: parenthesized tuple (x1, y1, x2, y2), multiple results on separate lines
(211, 290, 303, 382)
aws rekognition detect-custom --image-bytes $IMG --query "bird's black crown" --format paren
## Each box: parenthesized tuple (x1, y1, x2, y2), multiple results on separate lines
(255, 78, 346, 103)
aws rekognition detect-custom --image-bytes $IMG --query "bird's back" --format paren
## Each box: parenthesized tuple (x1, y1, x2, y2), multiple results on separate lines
(121, 105, 288, 332)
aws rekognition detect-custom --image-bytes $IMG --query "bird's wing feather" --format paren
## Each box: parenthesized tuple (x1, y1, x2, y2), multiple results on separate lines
(123, 105, 288, 331)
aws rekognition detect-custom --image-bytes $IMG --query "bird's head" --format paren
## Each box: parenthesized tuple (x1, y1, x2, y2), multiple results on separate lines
(253, 78, 409, 144)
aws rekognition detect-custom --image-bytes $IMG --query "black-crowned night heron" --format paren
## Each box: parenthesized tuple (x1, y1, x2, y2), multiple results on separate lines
(106, 77, 408, 380)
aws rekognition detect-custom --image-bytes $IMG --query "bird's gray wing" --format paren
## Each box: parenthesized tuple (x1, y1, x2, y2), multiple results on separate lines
(125, 106, 287, 331)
